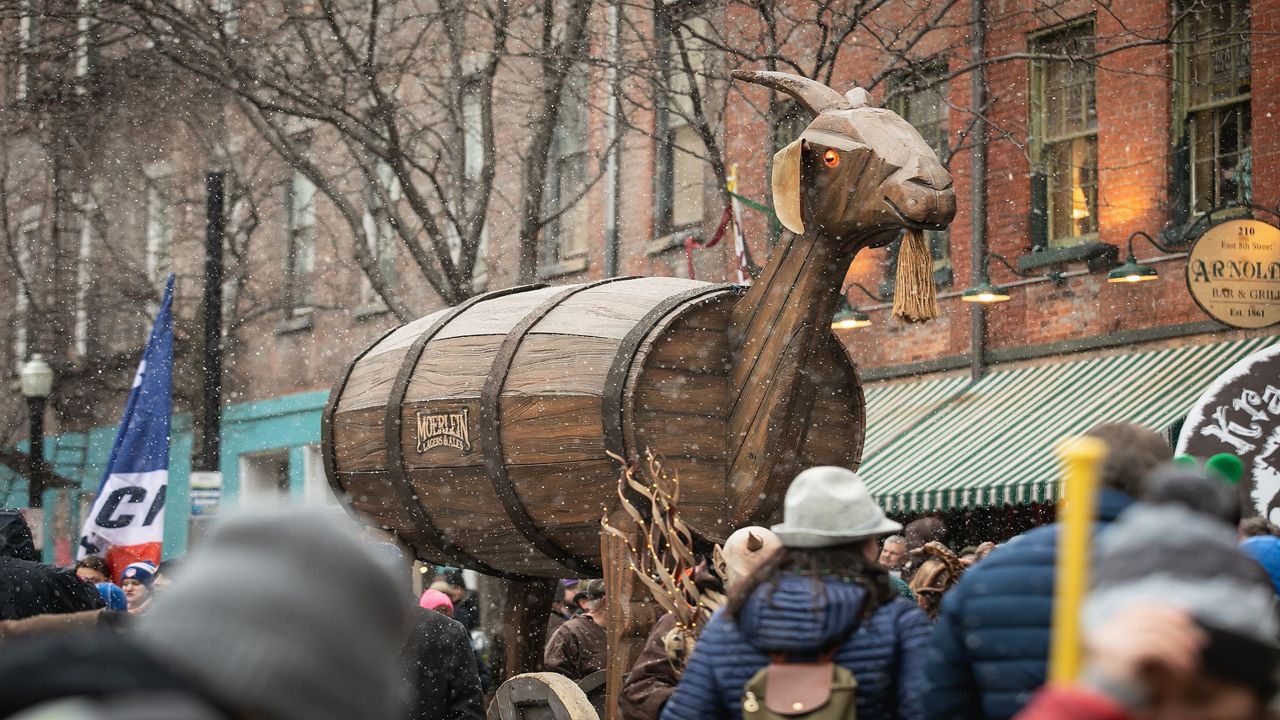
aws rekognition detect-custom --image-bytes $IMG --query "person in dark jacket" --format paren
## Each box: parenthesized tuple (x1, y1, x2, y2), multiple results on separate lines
(619, 526, 781, 720)
(401, 606, 485, 720)
(661, 466, 932, 720)
(0, 509, 103, 620)
(544, 578, 608, 680)
(924, 423, 1172, 720)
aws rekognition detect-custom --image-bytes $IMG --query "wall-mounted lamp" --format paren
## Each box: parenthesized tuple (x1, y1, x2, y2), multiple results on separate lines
(1107, 231, 1170, 284)
(961, 253, 1062, 304)
(831, 283, 884, 330)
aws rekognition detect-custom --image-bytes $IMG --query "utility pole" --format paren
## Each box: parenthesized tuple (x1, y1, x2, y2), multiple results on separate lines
(198, 173, 224, 473)
(969, 0, 990, 381)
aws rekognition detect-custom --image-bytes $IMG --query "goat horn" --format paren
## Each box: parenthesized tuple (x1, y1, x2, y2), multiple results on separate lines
(746, 532, 763, 552)
(732, 69, 851, 115)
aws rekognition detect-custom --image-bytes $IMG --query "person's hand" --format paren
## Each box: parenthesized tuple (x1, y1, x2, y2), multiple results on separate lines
(1085, 604, 1206, 691)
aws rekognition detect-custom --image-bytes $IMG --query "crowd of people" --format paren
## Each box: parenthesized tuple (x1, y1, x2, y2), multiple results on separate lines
(538, 422, 1280, 720)
(0, 420, 1278, 720)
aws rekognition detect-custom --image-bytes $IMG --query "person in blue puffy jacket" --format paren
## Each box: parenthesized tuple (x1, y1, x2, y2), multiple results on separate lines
(923, 423, 1172, 720)
(661, 466, 932, 720)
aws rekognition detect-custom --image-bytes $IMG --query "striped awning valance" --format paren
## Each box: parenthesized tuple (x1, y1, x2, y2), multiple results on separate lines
(859, 335, 1278, 513)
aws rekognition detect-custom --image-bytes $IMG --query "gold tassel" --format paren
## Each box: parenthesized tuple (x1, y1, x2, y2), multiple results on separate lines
(892, 229, 939, 323)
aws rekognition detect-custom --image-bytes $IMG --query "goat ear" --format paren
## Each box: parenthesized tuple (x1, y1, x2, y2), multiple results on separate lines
(845, 87, 871, 108)
(772, 138, 805, 235)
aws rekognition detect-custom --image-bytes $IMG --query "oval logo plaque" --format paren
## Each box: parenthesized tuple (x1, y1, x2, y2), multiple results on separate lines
(1186, 219, 1280, 329)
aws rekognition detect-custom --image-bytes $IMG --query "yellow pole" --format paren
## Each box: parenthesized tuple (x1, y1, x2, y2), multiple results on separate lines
(1048, 436, 1107, 684)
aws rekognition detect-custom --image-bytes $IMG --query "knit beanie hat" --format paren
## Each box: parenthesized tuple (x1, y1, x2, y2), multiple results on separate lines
(1242, 535, 1280, 596)
(419, 588, 454, 613)
(95, 582, 128, 611)
(1084, 501, 1280, 694)
(1143, 463, 1240, 525)
(133, 509, 411, 720)
(120, 561, 156, 587)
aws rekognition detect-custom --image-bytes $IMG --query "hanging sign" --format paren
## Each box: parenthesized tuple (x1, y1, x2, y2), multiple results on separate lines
(1186, 219, 1280, 329)
(1176, 341, 1280, 523)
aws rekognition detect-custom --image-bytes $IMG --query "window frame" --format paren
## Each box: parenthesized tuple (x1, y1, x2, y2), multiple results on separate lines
(73, 193, 95, 358)
(283, 136, 317, 320)
(1028, 17, 1100, 250)
(143, 170, 173, 284)
(882, 61, 954, 292)
(359, 162, 399, 309)
(1173, 0, 1252, 218)
(542, 63, 591, 270)
(652, 10, 710, 240)
(13, 206, 39, 369)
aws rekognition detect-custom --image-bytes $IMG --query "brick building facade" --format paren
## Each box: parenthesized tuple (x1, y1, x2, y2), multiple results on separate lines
(2, 1, 1278, 557)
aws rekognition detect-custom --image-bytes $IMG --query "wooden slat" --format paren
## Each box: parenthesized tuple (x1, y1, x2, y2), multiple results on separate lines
(331, 407, 385, 473)
(403, 336, 503, 402)
(633, 411, 724, 460)
(432, 286, 565, 340)
(531, 279, 706, 340)
(503, 335, 617, 397)
(408, 468, 578, 576)
(643, 329, 731, 375)
(501, 395, 605, 464)
(633, 370, 729, 417)
(368, 310, 449, 355)
(395, 530, 452, 567)
(511, 460, 618, 527)
(336, 348, 406, 412)
(337, 471, 418, 531)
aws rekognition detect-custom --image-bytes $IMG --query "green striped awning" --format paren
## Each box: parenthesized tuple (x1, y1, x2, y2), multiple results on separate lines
(862, 374, 970, 455)
(859, 335, 1279, 513)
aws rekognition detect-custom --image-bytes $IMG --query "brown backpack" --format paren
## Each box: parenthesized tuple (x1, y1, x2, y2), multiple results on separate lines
(740, 589, 867, 719)
(741, 654, 858, 719)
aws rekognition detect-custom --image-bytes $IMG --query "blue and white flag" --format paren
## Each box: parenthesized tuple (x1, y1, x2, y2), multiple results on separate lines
(79, 275, 174, 579)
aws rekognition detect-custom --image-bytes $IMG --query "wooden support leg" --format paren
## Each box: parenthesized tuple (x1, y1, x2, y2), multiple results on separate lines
(602, 512, 659, 720)
(503, 578, 558, 678)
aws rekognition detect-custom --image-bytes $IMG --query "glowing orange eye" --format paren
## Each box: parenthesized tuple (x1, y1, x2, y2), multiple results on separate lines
(823, 149, 840, 167)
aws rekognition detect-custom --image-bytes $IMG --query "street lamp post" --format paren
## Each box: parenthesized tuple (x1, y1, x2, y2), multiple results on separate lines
(20, 354, 52, 509)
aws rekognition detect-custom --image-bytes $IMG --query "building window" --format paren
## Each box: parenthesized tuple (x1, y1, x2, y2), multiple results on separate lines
(74, 194, 94, 358)
(239, 449, 289, 508)
(15, 0, 37, 102)
(212, 0, 239, 38)
(1180, 0, 1251, 213)
(13, 208, 38, 368)
(544, 65, 590, 268)
(360, 162, 399, 307)
(144, 170, 173, 283)
(284, 139, 316, 318)
(884, 64, 952, 289)
(302, 445, 337, 506)
(654, 13, 708, 238)
(1030, 21, 1098, 248)
(454, 81, 488, 287)
(75, 0, 98, 82)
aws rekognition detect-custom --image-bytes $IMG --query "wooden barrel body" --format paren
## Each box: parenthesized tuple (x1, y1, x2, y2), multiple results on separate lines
(323, 277, 864, 579)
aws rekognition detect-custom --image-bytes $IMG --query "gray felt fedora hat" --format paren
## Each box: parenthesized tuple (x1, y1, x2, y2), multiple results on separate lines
(771, 466, 901, 548)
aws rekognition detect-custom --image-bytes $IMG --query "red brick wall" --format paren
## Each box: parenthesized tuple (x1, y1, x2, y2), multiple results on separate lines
(721, 0, 1278, 373)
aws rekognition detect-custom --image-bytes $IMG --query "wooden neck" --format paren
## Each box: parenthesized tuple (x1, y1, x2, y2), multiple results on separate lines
(725, 226, 860, 522)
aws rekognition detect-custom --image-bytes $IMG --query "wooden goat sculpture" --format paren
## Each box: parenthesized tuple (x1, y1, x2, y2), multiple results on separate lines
(322, 70, 955, 690)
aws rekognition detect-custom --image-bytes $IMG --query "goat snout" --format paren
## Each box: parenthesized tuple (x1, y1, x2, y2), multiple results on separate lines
(884, 183, 956, 229)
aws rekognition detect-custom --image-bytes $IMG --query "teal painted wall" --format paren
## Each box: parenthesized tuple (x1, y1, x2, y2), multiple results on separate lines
(9, 390, 330, 564)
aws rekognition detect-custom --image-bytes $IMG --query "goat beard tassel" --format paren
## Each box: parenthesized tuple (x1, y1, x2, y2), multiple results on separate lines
(892, 228, 939, 323)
